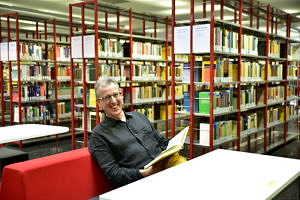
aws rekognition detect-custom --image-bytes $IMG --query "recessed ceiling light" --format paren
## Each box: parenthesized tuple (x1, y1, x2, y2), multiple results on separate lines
(296, 15, 300, 19)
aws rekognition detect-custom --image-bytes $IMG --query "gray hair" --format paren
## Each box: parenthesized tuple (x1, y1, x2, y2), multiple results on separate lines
(95, 78, 119, 99)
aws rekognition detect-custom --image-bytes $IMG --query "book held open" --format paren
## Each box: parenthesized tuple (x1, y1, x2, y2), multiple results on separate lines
(144, 126, 189, 169)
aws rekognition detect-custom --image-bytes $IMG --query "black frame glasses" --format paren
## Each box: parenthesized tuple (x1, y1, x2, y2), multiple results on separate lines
(97, 92, 122, 101)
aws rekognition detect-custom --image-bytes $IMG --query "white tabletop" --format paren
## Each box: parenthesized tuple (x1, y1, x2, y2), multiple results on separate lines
(0, 124, 69, 144)
(99, 149, 300, 200)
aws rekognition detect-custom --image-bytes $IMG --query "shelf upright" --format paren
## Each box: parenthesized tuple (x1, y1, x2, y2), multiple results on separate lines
(129, 8, 134, 111)
(94, 1, 100, 125)
(283, 14, 291, 144)
(53, 19, 59, 127)
(164, 16, 170, 139)
(263, 5, 271, 153)
(0, 17, 4, 126)
(208, 0, 216, 152)
(236, 0, 243, 151)
(69, 0, 99, 148)
(171, 0, 176, 138)
(189, 0, 196, 157)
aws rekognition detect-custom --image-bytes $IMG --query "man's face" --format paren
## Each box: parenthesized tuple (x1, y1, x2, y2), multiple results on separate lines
(97, 84, 123, 120)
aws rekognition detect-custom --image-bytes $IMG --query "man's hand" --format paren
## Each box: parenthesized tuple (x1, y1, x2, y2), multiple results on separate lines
(139, 159, 168, 177)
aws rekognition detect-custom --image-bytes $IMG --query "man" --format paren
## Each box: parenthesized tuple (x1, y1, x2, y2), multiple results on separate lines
(88, 78, 185, 187)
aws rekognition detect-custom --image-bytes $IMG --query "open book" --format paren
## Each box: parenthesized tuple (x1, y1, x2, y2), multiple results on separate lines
(144, 126, 189, 169)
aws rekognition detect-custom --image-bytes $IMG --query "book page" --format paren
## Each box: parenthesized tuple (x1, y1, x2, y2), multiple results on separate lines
(167, 126, 189, 150)
(144, 126, 189, 169)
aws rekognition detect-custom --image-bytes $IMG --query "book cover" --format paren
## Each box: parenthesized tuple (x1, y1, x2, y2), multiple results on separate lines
(144, 126, 189, 169)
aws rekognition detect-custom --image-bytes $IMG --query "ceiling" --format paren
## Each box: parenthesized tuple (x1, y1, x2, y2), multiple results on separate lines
(0, 0, 299, 39)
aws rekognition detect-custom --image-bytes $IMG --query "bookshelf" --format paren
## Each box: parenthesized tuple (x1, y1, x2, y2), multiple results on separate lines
(68, 0, 185, 148)
(171, 0, 300, 158)
(0, 13, 73, 147)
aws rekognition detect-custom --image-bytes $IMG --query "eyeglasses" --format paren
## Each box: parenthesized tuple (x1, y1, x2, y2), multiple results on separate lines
(97, 92, 122, 101)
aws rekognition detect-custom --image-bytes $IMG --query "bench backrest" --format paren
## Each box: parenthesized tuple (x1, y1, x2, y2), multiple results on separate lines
(0, 147, 112, 200)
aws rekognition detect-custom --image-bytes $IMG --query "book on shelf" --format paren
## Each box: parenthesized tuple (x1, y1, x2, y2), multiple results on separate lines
(144, 126, 189, 169)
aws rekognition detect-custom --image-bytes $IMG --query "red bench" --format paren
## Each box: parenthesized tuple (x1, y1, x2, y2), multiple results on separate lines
(0, 147, 113, 200)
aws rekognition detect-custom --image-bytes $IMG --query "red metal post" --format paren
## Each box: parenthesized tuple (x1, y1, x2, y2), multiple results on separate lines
(264, 5, 270, 153)
(249, 7, 253, 28)
(35, 21, 39, 39)
(189, 0, 195, 158)
(143, 19, 146, 36)
(220, 0, 224, 20)
(69, 4, 76, 150)
(94, 0, 100, 124)
(53, 19, 59, 126)
(165, 16, 169, 139)
(236, 0, 243, 151)
(0, 17, 4, 126)
(116, 12, 120, 32)
(209, 0, 215, 152)
(81, 3, 88, 147)
(7, 16, 14, 125)
(283, 14, 291, 144)
(203, 0, 206, 18)
(171, 0, 176, 138)
(105, 12, 108, 31)
(153, 19, 157, 38)
(129, 8, 133, 111)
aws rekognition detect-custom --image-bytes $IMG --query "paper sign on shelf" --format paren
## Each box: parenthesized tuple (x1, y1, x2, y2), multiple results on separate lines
(174, 26, 190, 54)
(9, 41, 17, 61)
(71, 36, 83, 59)
(193, 24, 210, 53)
(0, 42, 8, 61)
(83, 35, 95, 58)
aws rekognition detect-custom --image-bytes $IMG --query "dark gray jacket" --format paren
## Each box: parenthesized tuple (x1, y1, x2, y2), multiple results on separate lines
(88, 111, 168, 187)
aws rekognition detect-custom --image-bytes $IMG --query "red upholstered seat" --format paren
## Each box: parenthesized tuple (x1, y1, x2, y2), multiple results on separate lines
(0, 147, 113, 200)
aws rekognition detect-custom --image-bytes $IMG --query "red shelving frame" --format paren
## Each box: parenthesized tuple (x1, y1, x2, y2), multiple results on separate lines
(171, 0, 300, 158)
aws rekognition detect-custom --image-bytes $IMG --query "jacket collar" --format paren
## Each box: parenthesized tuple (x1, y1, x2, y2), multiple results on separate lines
(103, 112, 133, 126)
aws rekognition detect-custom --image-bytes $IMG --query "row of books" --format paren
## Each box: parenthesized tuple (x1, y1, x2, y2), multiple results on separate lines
(288, 44, 300, 60)
(135, 104, 174, 121)
(240, 86, 256, 107)
(267, 86, 284, 103)
(183, 89, 234, 114)
(241, 113, 258, 132)
(182, 59, 289, 83)
(84, 63, 183, 82)
(215, 28, 259, 55)
(57, 101, 71, 117)
(56, 86, 83, 99)
(98, 39, 163, 59)
(123, 85, 183, 104)
(183, 60, 238, 83)
(288, 64, 298, 79)
(181, 85, 292, 114)
(12, 85, 47, 102)
(199, 120, 237, 146)
(257, 40, 281, 58)
(20, 43, 43, 60)
(125, 41, 163, 60)
(48, 46, 70, 61)
(11, 65, 51, 81)
(55, 65, 72, 81)
(13, 105, 52, 123)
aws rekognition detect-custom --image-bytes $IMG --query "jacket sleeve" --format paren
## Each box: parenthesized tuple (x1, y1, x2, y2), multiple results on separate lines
(88, 131, 143, 187)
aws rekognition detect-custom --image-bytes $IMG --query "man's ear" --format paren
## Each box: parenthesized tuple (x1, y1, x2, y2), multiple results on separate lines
(96, 100, 102, 110)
